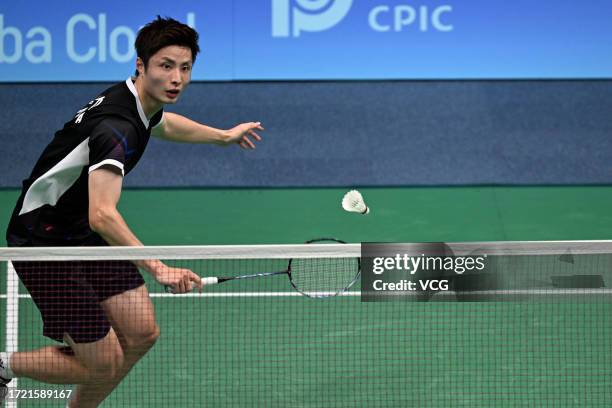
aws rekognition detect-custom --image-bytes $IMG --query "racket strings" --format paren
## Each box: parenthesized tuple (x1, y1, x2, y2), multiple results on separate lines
(289, 257, 360, 297)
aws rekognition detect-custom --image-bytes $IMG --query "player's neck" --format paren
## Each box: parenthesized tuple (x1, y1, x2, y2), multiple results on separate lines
(133, 77, 163, 119)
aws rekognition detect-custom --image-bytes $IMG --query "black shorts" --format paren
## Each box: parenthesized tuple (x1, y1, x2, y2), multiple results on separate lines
(12, 260, 145, 344)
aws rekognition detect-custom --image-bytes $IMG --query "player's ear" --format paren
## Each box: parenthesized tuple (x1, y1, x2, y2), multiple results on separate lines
(136, 57, 145, 77)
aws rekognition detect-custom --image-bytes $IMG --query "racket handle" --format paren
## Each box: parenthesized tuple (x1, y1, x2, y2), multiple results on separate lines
(164, 277, 220, 293)
(201, 277, 219, 285)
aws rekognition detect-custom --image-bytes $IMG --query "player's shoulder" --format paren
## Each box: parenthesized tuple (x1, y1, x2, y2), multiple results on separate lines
(96, 80, 137, 114)
(98, 79, 131, 99)
(91, 114, 139, 135)
(82, 80, 141, 126)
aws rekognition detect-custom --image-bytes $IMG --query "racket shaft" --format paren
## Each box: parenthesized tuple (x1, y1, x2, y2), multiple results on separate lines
(216, 270, 287, 283)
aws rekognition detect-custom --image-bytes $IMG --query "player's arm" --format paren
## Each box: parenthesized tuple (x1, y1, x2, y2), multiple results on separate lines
(88, 167, 202, 293)
(151, 112, 264, 149)
(88, 167, 146, 248)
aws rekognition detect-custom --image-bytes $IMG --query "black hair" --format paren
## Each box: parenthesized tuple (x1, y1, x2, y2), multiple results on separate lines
(134, 16, 200, 76)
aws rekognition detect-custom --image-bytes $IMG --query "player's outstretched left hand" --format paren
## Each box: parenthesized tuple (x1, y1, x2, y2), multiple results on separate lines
(224, 122, 264, 149)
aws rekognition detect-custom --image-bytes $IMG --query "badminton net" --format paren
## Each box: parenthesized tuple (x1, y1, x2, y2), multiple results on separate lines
(0, 241, 611, 407)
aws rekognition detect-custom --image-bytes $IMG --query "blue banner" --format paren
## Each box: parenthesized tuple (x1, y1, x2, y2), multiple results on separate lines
(1, 0, 611, 81)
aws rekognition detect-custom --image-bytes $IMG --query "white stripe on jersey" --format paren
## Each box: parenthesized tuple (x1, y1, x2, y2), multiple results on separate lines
(18, 138, 90, 215)
(89, 159, 124, 176)
(125, 78, 150, 128)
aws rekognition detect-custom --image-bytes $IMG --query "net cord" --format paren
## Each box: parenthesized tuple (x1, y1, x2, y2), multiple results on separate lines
(2, 240, 612, 261)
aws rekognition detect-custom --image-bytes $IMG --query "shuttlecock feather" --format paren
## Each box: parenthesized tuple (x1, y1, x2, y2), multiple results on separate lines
(342, 190, 370, 215)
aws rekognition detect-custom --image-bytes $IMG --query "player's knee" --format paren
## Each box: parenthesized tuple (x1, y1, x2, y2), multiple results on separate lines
(142, 324, 161, 348)
(124, 323, 160, 352)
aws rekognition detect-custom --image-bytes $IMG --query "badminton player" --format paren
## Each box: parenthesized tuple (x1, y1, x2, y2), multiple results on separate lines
(0, 16, 263, 407)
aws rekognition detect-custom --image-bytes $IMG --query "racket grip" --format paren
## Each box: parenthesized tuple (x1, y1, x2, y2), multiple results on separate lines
(201, 277, 219, 285)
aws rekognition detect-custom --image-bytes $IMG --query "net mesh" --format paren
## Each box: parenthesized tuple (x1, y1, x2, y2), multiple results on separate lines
(1, 243, 612, 407)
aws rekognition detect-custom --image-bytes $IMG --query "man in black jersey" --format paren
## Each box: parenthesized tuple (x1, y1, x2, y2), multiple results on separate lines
(0, 17, 263, 407)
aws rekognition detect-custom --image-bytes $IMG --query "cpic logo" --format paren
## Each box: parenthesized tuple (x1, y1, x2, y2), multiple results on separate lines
(272, 0, 353, 37)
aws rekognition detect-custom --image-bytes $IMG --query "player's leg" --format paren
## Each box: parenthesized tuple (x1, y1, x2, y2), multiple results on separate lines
(6, 346, 91, 384)
(1, 327, 124, 408)
(4, 261, 124, 385)
(102, 285, 160, 370)
(1, 341, 122, 407)
(68, 284, 159, 408)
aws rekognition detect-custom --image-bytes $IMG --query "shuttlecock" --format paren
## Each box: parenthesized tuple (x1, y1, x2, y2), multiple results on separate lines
(342, 190, 370, 215)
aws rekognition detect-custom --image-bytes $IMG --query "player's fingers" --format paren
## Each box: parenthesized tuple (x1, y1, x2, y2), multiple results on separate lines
(176, 278, 185, 294)
(190, 272, 203, 292)
(183, 274, 194, 292)
(239, 141, 248, 149)
(248, 130, 262, 141)
(177, 271, 190, 293)
(242, 136, 256, 149)
(248, 122, 264, 132)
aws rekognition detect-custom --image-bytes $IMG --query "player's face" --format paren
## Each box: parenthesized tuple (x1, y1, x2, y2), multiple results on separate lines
(140, 46, 193, 105)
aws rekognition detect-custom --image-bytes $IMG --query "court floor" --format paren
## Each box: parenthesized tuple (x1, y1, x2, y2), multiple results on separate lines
(2, 187, 612, 407)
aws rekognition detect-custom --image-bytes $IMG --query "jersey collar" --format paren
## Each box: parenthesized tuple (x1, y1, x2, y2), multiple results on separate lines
(125, 77, 150, 128)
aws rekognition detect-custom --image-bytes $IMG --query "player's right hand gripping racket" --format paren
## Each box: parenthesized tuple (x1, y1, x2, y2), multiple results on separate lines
(165, 238, 360, 298)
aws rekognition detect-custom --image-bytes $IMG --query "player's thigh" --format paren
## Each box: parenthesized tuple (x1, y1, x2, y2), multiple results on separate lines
(13, 261, 116, 344)
(101, 284, 160, 349)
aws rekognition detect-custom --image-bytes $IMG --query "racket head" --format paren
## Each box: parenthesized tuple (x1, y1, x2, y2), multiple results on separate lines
(288, 238, 361, 298)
